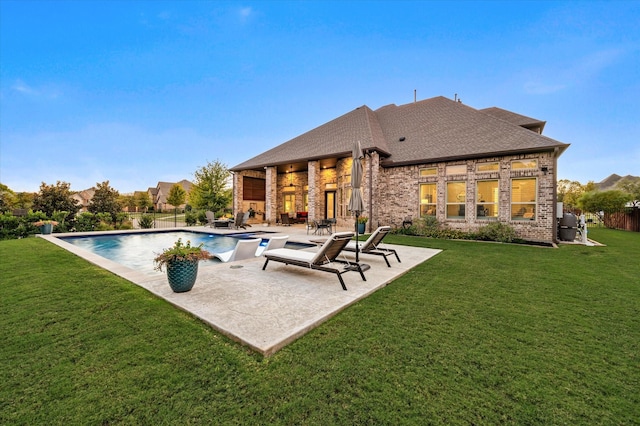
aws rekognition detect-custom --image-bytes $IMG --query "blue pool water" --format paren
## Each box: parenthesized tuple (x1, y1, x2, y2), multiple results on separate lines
(60, 230, 271, 275)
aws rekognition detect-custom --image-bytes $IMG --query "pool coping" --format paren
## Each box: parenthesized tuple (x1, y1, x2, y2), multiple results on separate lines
(39, 226, 441, 356)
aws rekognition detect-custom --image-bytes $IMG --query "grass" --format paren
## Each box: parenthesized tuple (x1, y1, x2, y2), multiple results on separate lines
(1, 228, 638, 424)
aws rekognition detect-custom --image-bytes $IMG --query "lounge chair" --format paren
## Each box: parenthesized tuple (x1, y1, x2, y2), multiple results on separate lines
(255, 235, 289, 256)
(262, 231, 366, 290)
(211, 238, 262, 262)
(343, 226, 401, 267)
(205, 210, 215, 227)
(234, 211, 251, 229)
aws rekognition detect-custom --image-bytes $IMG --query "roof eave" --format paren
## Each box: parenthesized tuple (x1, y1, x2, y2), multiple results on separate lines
(380, 144, 570, 168)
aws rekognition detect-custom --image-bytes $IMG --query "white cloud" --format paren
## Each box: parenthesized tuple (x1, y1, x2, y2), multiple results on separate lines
(239, 7, 252, 19)
(12, 80, 38, 95)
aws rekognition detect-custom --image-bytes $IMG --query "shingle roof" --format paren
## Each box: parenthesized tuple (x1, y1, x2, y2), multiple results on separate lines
(231, 96, 569, 171)
(478, 106, 546, 130)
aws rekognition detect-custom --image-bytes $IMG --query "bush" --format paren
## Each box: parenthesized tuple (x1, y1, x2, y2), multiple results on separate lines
(197, 210, 208, 226)
(477, 222, 517, 243)
(185, 211, 198, 226)
(75, 212, 100, 232)
(138, 214, 155, 229)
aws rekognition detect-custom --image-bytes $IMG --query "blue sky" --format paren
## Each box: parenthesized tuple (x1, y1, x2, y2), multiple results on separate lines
(1, 0, 639, 194)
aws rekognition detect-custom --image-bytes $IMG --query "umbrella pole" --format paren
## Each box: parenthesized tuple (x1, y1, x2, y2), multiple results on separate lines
(355, 213, 359, 263)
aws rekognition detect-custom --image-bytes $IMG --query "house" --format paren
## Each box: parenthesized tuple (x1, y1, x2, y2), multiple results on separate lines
(72, 188, 96, 212)
(149, 180, 193, 211)
(230, 96, 570, 243)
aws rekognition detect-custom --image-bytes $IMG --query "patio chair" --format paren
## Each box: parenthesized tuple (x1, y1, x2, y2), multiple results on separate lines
(211, 238, 262, 263)
(262, 231, 366, 290)
(313, 219, 332, 235)
(255, 235, 289, 256)
(205, 210, 215, 227)
(234, 211, 251, 229)
(280, 213, 292, 226)
(343, 226, 401, 267)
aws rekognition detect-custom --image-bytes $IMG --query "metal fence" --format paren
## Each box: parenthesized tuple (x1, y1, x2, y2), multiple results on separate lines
(128, 212, 192, 229)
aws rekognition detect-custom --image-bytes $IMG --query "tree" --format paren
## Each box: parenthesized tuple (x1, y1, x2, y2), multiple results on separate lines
(135, 191, 152, 212)
(0, 183, 16, 212)
(616, 177, 640, 207)
(32, 181, 80, 218)
(88, 181, 122, 221)
(166, 184, 187, 209)
(557, 179, 585, 210)
(578, 190, 632, 214)
(14, 192, 34, 209)
(190, 159, 232, 214)
(119, 194, 136, 211)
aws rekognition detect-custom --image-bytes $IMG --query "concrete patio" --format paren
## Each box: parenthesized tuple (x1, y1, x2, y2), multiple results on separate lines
(41, 224, 441, 356)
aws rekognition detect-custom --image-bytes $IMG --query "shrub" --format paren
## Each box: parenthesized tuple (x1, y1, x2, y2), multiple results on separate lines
(197, 210, 208, 226)
(476, 222, 518, 243)
(185, 211, 198, 226)
(138, 214, 155, 229)
(75, 212, 100, 232)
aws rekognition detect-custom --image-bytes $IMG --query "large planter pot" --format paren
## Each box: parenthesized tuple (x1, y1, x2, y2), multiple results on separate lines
(357, 223, 366, 234)
(40, 223, 53, 234)
(166, 259, 199, 293)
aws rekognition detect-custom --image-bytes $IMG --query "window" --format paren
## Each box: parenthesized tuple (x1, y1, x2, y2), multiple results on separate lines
(511, 178, 537, 220)
(420, 167, 437, 177)
(511, 159, 537, 170)
(476, 180, 498, 219)
(476, 162, 499, 172)
(243, 177, 265, 200)
(446, 182, 466, 219)
(419, 183, 437, 216)
(446, 164, 466, 175)
(283, 194, 296, 215)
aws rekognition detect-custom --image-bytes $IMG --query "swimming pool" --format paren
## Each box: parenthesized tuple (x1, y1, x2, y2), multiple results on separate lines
(60, 230, 275, 275)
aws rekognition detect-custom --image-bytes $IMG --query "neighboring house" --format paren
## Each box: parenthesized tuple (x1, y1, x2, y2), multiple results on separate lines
(150, 180, 193, 211)
(72, 188, 95, 212)
(230, 96, 570, 243)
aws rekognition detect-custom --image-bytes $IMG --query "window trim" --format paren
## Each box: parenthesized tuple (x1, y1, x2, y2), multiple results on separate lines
(476, 179, 499, 220)
(510, 177, 537, 221)
(419, 167, 438, 177)
(476, 162, 499, 173)
(419, 183, 437, 216)
(446, 181, 466, 219)
(446, 164, 467, 175)
(511, 159, 538, 170)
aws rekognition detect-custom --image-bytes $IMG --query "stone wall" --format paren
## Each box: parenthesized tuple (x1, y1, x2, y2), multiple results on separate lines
(377, 151, 558, 242)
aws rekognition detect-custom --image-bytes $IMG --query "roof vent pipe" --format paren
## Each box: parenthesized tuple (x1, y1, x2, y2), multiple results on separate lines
(414, 89, 416, 103)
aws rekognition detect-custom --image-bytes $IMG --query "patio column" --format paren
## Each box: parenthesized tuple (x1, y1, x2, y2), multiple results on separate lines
(264, 166, 277, 223)
(232, 172, 243, 215)
(307, 160, 320, 221)
(364, 151, 380, 233)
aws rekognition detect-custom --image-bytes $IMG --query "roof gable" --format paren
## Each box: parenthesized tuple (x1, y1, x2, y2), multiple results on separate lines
(231, 106, 390, 171)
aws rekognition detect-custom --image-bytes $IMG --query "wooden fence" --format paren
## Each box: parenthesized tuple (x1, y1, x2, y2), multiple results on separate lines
(604, 209, 640, 232)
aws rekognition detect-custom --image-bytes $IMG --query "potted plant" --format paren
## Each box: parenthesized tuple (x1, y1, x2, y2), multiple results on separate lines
(154, 238, 211, 293)
(357, 216, 368, 234)
(33, 220, 59, 235)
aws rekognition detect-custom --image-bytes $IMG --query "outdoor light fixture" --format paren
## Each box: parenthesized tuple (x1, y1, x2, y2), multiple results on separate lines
(541, 166, 549, 174)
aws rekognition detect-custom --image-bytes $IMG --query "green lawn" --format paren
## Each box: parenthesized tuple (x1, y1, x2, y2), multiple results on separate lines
(1, 228, 638, 424)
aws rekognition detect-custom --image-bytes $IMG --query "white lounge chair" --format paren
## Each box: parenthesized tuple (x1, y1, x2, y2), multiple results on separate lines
(262, 231, 366, 290)
(255, 235, 289, 256)
(343, 226, 401, 267)
(211, 238, 262, 263)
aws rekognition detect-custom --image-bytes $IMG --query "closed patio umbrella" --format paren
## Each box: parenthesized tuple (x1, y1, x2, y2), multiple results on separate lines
(348, 140, 365, 262)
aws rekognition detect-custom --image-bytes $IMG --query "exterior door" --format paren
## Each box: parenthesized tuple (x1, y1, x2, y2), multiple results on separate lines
(325, 191, 336, 219)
